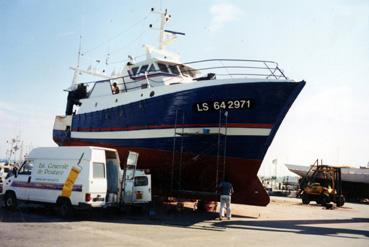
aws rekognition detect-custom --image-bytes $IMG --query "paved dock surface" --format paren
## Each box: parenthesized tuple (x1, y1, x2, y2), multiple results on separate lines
(0, 197, 368, 247)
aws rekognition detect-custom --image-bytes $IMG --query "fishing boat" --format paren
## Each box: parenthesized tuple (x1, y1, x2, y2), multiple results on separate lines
(53, 9, 305, 206)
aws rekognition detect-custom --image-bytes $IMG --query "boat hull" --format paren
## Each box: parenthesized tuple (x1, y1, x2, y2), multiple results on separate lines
(54, 80, 305, 206)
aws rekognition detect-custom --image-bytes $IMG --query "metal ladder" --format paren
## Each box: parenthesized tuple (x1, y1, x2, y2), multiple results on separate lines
(170, 109, 229, 194)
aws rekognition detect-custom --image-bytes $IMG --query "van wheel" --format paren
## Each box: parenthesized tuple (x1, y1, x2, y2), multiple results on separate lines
(57, 198, 73, 218)
(4, 192, 17, 210)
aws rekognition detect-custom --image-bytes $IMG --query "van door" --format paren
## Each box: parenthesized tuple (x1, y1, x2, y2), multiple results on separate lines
(89, 162, 107, 204)
(9, 161, 33, 201)
(122, 151, 139, 204)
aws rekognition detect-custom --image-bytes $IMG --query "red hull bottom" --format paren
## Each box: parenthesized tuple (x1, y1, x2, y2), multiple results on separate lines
(64, 140, 270, 206)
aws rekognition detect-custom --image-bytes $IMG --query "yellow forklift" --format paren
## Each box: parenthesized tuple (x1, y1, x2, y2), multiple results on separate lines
(298, 160, 345, 207)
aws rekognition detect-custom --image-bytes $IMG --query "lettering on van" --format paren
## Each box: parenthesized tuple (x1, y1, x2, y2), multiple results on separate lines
(36, 162, 69, 176)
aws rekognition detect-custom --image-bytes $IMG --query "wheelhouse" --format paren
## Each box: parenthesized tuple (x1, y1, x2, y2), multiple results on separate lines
(128, 60, 197, 79)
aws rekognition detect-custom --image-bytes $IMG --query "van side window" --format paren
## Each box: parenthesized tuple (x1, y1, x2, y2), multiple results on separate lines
(93, 162, 105, 178)
(134, 176, 148, 186)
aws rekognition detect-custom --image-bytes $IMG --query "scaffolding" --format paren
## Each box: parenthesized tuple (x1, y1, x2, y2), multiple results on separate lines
(169, 109, 229, 197)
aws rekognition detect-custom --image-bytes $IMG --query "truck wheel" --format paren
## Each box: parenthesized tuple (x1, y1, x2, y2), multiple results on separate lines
(302, 194, 310, 204)
(336, 195, 345, 207)
(319, 195, 329, 206)
(316, 198, 322, 205)
(4, 192, 17, 210)
(57, 198, 73, 218)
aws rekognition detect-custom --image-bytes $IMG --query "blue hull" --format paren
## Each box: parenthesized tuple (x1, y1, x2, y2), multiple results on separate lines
(55, 81, 304, 159)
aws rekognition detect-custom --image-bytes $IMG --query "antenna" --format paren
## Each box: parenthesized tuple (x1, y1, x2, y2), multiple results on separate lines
(149, 8, 184, 50)
(149, 8, 167, 49)
(72, 35, 83, 85)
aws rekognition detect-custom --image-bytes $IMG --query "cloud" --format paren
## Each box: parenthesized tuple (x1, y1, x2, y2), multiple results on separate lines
(209, 2, 243, 32)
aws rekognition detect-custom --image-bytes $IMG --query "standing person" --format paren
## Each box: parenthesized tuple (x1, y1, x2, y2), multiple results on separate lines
(218, 180, 234, 220)
(112, 82, 120, 94)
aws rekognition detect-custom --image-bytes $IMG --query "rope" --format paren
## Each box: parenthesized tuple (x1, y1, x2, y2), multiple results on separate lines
(83, 13, 150, 55)
(109, 28, 148, 56)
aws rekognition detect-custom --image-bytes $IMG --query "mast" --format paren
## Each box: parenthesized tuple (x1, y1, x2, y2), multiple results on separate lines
(150, 8, 184, 51)
(159, 9, 168, 50)
(71, 35, 82, 85)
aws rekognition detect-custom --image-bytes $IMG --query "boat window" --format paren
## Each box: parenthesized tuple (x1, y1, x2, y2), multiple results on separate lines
(138, 65, 149, 74)
(180, 66, 192, 77)
(131, 67, 139, 76)
(148, 64, 156, 73)
(169, 65, 180, 75)
(158, 63, 169, 73)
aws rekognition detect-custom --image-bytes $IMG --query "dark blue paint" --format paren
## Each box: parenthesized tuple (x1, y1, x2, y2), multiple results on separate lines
(54, 80, 305, 160)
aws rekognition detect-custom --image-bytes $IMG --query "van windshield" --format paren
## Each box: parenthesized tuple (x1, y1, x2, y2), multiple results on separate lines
(18, 161, 33, 175)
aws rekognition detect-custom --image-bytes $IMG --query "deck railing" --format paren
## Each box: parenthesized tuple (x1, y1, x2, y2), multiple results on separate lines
(85, 58, 289, 97)
(183, 58, 288, 80)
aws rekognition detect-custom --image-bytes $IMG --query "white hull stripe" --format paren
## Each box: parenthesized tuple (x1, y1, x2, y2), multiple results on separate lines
(71, 127, 271, 139)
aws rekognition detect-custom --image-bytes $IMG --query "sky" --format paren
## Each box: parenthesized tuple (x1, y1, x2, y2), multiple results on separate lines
(0, 0, 368, 176)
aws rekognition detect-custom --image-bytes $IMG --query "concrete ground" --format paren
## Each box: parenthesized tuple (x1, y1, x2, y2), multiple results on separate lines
(0, 196, 368, 247)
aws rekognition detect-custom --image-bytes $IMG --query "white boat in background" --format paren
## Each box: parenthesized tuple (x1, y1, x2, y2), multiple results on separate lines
(285, 163, 369, 184)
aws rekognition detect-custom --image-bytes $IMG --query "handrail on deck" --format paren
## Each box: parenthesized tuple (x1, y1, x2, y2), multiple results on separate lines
(183, 58, 288, 80)
(84, 58, 289, 97)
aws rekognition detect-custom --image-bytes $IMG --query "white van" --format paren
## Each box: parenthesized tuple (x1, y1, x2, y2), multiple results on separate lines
(122, 151, 152, 205)
(0, 162, 12, 194)
(2, 146, 151, 216)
